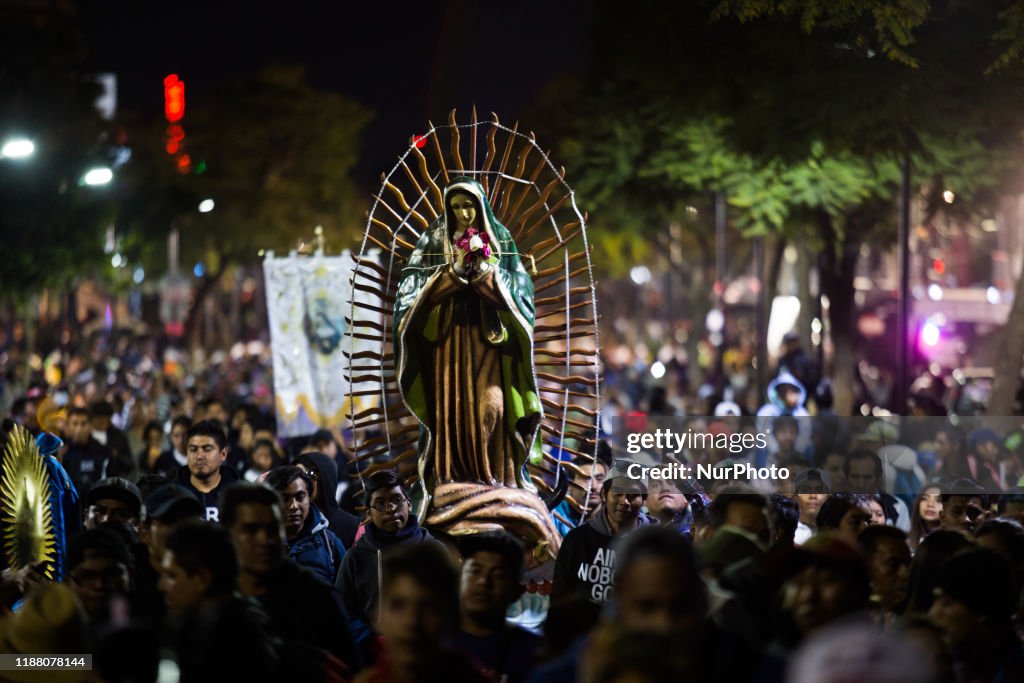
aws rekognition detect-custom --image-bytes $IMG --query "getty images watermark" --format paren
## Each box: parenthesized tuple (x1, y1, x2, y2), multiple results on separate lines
(623, 426, 791, 481)
(612, 414, 1024, 493)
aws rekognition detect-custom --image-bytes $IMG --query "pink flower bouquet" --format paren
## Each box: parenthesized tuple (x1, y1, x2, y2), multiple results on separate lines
(454, 227, 494, 271)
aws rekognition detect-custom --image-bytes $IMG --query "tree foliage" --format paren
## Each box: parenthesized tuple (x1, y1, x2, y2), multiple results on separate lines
(0, 17, 115, 299)
(709, 0, 931, 66)
(563, 0, 1024, 258)
(118, 65, 374, 274)
(713, 0, 1024, 73)
(555, 0, 1024, 411)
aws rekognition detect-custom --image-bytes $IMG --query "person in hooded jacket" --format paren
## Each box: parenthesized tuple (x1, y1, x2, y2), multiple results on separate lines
(547, 463, 652, 654)
(335, 470, 440, 658)
(264, 465, 346, 585)
(35, 432, 81, 581)
(756, 370, 812, 468)
(294, 451, 361, 548)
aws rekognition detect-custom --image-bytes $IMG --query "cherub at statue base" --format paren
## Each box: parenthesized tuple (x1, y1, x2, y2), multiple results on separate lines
(424, 481, 562, 578)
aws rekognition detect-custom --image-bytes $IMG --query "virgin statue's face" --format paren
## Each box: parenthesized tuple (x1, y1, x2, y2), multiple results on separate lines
(449, 193, 477, 231)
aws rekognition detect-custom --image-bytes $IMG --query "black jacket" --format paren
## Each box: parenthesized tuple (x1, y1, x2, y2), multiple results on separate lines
(551, 505, 651, 606)
(304, 452, 360, 548)
(62, 438, 112, 493)
(256, 558, 359, 670)
(102, 426, 135, 478)
(286, 504, 346, 585)
(175, 465, 240, 522)
(334, 517, 436, 646)
(169, 595, 279, 683)
(152, 449, 187, 479)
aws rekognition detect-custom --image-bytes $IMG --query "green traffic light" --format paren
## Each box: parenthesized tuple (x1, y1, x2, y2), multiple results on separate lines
(195, 160, 207, 174)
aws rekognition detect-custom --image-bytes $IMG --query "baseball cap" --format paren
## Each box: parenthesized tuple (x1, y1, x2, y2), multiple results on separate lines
(792, 468, 832, 494)
(85, 478, 142, 516)
(142, 484, 203, 523)
(604, 460, 648, 495)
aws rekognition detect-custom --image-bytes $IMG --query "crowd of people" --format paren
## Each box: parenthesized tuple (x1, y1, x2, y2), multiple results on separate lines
(0, 332, 1023, 682)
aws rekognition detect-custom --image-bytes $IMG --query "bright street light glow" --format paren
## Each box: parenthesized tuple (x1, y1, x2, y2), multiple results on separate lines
(942, 190, 955, 204)
(922, 321, 940, 347)
(630, 265, 652, 285)
(83, 167, 113, 186)
(705, 308, 725, 333)
(987, 286, 1001, 304)
(927, 284, 943, 301)
(650, 361, 666, 379)
(1, 138, 35, 159)
(198, 198, 215, 213)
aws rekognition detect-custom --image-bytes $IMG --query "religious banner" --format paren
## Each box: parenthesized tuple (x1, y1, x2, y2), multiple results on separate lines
(264, 250, 379, 438)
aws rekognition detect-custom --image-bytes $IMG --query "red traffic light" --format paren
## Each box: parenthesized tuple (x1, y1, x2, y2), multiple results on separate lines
(164, 74, 185, 122)
(164, 124, 185, 156)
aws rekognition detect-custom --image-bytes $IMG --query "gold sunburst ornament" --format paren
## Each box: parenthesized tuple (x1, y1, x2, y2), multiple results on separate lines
(1, 425, 56, 579)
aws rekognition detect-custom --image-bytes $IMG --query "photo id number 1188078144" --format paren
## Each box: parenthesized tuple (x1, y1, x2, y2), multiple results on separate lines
(0, 655, 91, 671)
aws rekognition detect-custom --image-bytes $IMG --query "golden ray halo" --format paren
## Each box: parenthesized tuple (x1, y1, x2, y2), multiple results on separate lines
(1, 425, 57, 579)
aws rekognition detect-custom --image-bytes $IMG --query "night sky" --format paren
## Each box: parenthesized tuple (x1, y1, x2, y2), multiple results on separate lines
(78, 0, 590, 187)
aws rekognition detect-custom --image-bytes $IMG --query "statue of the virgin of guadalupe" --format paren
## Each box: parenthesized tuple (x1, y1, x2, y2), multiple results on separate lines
(394, 177, 543, 502)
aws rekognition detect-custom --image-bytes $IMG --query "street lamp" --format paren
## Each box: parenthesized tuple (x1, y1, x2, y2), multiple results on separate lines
(198, 198, 215, 213)
(82, 167, 113, 186)
(1, 138, 35, 159)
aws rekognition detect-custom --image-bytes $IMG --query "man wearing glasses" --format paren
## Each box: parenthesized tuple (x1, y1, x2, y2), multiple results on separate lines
(335, 470, 440, 659)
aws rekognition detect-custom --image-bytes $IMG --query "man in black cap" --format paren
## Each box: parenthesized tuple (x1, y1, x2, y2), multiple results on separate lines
(139, 485, 203, 575)
(928, 548, 1024, 682)
(136, 483, 203, 621)
(84, 477, 142, 532)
